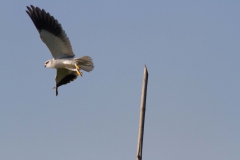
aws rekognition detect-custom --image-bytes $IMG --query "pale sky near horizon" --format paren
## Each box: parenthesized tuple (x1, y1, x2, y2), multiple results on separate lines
(0, 1, 240, 160)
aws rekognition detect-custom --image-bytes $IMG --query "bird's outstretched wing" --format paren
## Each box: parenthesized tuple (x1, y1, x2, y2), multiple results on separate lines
(54, 68, 78, 96)
(26, 5, 75, 59)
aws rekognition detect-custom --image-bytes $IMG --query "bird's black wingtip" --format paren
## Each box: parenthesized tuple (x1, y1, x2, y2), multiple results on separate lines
(53, 87, 58, 96)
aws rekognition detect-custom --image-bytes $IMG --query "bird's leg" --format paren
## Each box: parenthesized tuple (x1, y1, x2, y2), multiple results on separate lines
(75, 64, 80, 70)
(76, 70, 82, 76)
(75, 64, 82, 76)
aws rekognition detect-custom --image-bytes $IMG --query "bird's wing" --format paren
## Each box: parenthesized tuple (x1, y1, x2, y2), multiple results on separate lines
(26, 5, 75, 59)
(54, 68, 78, 96)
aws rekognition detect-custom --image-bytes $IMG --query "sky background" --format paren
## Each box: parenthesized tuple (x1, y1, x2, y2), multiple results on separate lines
(0, 0, 240, 160)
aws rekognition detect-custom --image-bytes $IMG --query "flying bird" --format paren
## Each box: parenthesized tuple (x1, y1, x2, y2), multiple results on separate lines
(26, 5, 94, 96)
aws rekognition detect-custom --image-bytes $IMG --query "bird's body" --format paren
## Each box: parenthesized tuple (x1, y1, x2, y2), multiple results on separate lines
(45, 56, 93, 72)
(26, 5, 94, 96)
(45, 58, 77, 70)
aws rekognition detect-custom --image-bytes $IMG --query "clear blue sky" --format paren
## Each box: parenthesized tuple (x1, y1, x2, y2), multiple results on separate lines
(0, 0, 240, 159)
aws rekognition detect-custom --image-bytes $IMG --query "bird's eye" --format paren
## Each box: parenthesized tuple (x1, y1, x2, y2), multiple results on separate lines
(45, 61, 49, 64)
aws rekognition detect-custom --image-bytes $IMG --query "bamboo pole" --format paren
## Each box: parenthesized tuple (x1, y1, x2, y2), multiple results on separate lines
(136, 65, 149, 160)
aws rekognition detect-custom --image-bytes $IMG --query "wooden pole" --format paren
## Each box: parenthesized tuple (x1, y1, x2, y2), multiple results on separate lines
(136, 65, 148, 160)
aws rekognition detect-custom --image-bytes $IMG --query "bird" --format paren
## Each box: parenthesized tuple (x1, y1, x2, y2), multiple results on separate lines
(26, 5, 94, 96)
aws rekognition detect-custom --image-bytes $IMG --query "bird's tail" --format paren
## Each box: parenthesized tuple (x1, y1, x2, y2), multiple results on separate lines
(74, 56, 94, 72)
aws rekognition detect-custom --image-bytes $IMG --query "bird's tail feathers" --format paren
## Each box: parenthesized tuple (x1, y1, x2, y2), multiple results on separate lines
(74, 56, 94, 72)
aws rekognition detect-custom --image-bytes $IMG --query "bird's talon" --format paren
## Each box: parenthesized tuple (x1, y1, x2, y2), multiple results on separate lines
(76, 70, 82, 76)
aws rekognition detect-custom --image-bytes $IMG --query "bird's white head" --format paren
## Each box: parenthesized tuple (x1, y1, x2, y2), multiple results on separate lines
(44, 60, 53, 68)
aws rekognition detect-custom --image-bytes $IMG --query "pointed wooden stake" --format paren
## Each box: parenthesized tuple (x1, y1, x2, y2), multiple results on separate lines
(136, 65, 148, 160)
